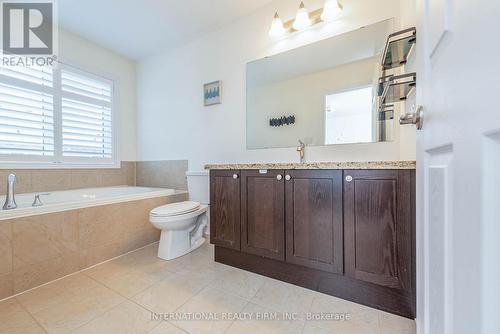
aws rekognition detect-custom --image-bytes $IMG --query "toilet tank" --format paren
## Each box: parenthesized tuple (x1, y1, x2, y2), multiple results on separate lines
(186, 171, 209, 204)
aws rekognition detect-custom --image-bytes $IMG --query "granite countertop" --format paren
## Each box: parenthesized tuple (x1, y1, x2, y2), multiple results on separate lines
(204, 161, 416, 170)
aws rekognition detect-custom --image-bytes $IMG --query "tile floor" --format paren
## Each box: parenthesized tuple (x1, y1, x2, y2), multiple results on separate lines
(0, 242, 416, 334)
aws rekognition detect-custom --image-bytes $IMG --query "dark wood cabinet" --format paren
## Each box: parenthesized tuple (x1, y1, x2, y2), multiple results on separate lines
(210, 170, 241, 250)
(210, 168, 415, 319)
(285, 170, 343, 274)
(241, 170, 285, 261)
(343, 170, 413, 294)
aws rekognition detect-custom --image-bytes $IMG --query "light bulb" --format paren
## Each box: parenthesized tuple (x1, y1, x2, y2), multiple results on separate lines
(269, 12, 286, 37)
(293, 2, 311, 31)
(321, 0, 343, 22)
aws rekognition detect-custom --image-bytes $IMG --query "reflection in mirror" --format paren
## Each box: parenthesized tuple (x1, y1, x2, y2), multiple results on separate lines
(324, 85, 374, 145)
(246, 19, 395, 150)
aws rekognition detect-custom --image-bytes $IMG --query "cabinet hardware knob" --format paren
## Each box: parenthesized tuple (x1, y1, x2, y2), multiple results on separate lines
(345, 175, 353, 182)
(276, 174, 283, 181)
(233, 174, 239, 179)
(285, 175, 291, 181)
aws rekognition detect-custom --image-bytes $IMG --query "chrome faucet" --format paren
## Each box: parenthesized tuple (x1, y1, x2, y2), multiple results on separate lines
(32, 193, 50, 207)
(3, 174, 17, 210)
(297, 140, 306, 164)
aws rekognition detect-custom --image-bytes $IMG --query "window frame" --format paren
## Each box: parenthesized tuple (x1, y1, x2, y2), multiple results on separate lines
(0, 62, 118, 169)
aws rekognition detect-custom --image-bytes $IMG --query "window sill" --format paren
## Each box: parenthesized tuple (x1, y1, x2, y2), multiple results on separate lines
(0, 161, 121, 170)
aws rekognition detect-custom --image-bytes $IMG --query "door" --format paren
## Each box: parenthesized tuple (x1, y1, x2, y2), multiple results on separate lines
(210, 170, 241, 250)
(285, 170, 343, 274)
(416, 1, 500, 333)
(241, 170, 285, 261)
(344, 170, 414, 294)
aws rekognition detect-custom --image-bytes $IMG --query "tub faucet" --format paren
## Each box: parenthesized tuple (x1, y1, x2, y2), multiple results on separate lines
(32, 193, 50, 207)
(297, 140, 306, 164)
(3, 174, 17, 210)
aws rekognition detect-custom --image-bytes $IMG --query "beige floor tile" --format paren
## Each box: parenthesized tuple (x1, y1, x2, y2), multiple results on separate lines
(379, 326, 416, 334)
(71, 300, 160, 334)
(207, 265, 266, 300)
(225, 302, 304, 334)
(147, 321, 187, 334)
(171, 287, 248, 334)
(378, 311, 416, 334)
(250, 278, 315, 316)
(16, 274, 125, 334)
(308, 293, 381, 334)
(132, 272, 209, 314)
(83, 246, 171, 298)
(302, 323, 331, 334)
(0, 298, 46, 334)
(160, 249, 226, 282)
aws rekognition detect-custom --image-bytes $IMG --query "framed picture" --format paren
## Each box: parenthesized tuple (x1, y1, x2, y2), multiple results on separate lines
(204, 81, 222, 106)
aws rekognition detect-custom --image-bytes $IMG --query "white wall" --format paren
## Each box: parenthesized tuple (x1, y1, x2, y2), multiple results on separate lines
(137, 0, 416, 170)
(59, 29, 137, 162)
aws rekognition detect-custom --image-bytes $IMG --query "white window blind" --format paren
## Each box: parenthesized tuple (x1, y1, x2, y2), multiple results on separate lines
(61, 69, 113, 159)
(0, 64, 115, 166)
(0, 65, 54, 157)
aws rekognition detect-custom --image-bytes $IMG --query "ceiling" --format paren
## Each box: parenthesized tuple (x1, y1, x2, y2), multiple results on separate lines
(58, 0, 275, 60)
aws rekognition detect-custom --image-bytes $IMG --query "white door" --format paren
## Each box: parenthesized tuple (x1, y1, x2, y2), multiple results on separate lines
(415, 1, 500, 334)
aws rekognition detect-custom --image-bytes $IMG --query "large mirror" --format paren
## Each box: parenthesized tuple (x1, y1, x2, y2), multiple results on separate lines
(246, 19, 394, 149)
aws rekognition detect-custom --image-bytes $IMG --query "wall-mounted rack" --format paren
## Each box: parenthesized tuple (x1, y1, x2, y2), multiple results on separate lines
(378, 104, 395, 121)
(381, 27, 417, 70)
(381, 73, 416, 104)
(378, 74, 394, 97)
(377, 27, 422, 129)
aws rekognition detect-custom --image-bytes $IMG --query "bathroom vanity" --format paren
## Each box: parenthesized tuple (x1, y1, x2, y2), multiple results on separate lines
(206, 161, 416, 319)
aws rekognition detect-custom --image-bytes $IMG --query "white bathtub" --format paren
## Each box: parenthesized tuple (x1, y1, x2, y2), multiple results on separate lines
(0, 186, 187, 221)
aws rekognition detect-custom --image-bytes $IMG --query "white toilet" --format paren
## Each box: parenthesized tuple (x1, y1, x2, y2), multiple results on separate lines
(149, 171, 209, 260)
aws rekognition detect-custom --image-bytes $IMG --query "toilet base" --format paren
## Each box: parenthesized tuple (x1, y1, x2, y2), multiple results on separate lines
(157, 229, 207, 260)
(156, 213, 208, 260)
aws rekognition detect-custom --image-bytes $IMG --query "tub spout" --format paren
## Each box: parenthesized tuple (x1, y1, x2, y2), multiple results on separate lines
(32, 193, 50, 207)
(3, 174, 17, 210)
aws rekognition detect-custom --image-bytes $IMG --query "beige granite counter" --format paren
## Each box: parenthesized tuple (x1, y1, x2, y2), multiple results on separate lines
(204, 161, 416, 170)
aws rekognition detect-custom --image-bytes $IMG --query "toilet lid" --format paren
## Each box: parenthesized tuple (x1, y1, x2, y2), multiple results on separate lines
(150, 201, 201, 217)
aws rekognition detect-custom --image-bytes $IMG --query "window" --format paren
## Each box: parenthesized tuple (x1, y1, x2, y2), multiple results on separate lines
(324, 86, 374, 145)
(0, 63, 115, 167)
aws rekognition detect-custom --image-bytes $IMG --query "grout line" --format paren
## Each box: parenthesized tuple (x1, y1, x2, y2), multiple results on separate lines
(162, 321, 190, 334)
(66, 299, 130, 334)
(0, 241, 161, 303)
(14, 298, 49, 334)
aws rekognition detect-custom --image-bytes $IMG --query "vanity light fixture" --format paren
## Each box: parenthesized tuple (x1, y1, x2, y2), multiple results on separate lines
(321, 0, 343, 22)
(293, 2, 312, 31)
(269, 12, 286, 37)
(269, 1, 344, 37)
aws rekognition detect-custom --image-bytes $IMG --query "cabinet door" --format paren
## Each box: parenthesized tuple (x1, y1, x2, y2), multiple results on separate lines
(344, 170, 413, 292)
(285, 170, 343, 274)
(241, 170, 285, 261)
(210, 170, 241, 250)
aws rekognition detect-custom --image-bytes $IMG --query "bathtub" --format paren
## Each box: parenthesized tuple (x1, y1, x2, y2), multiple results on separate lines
(0, 186, 187, 221)
(0, 186, 189, 300)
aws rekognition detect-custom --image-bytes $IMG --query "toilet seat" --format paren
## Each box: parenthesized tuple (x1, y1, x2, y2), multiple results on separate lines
(150, 201, 201, 217)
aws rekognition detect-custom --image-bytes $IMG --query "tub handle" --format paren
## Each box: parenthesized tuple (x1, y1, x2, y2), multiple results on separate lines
(32, 193, 50, 207)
